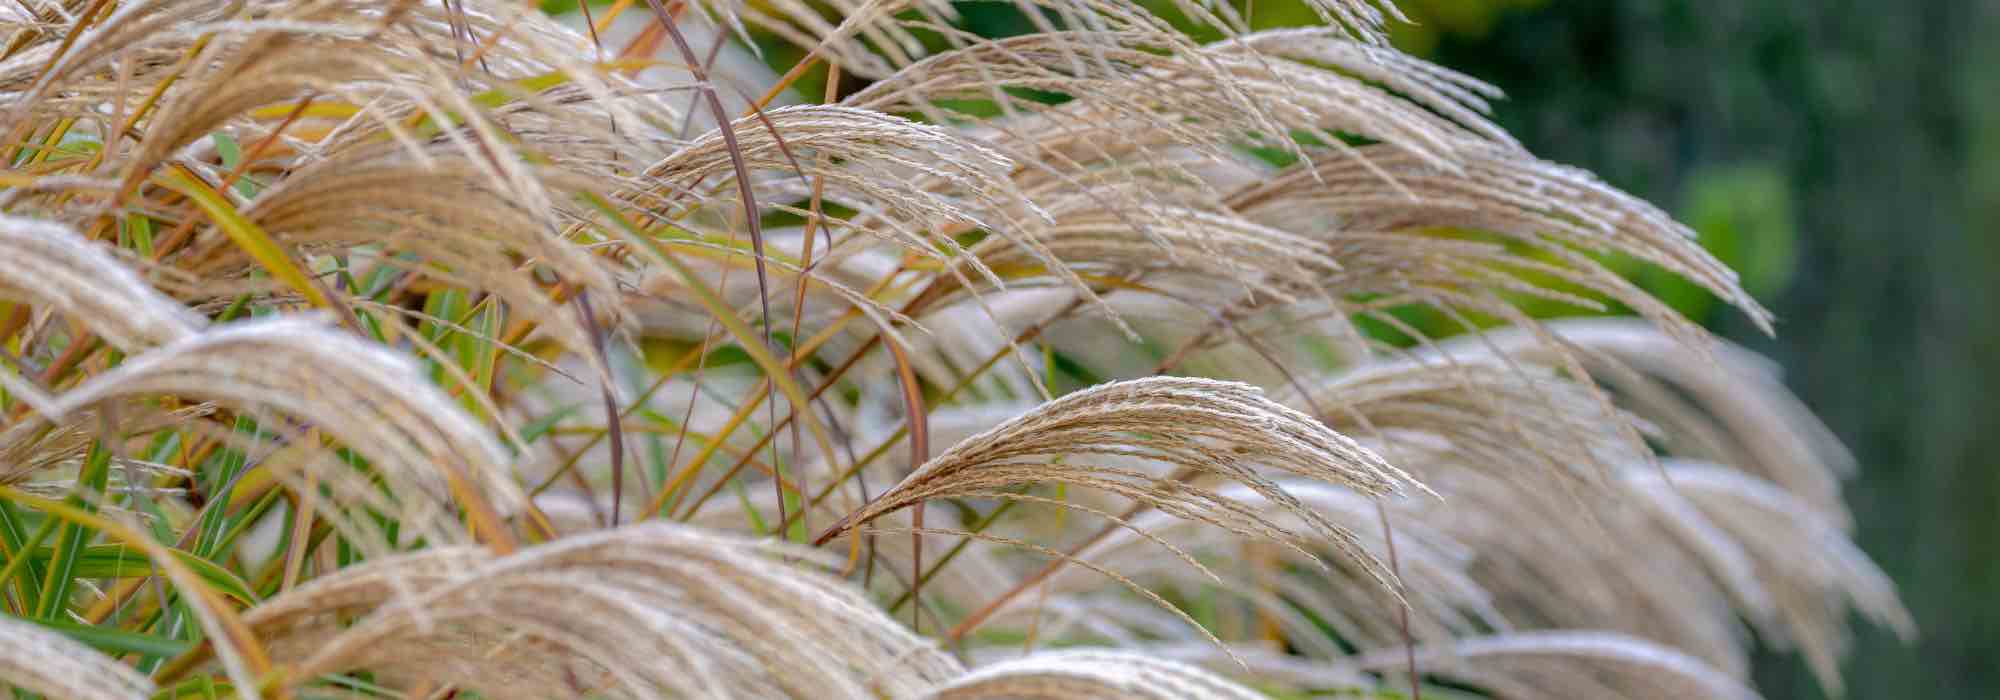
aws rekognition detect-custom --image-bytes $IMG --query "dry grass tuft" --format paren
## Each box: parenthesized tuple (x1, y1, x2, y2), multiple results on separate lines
(816, 377, 1418, 578)
(0, 0, 1904, 698)
(0, 614, 154, 700)
(247, 523, 959, 699)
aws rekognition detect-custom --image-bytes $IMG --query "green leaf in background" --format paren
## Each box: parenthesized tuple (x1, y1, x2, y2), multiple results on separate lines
(209, 132, 259, 198)
(22, 544, 260, 605)
(35, 443, 112, 620)
(1646, 162, 1800, 324)
(14, 615, 196, 658)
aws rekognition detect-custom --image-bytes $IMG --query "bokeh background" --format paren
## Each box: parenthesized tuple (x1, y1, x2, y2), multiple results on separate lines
(1385, 3, 1998, 697)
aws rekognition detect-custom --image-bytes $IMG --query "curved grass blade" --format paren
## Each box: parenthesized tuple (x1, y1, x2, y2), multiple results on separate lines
(156, 167, 329, 309)
(23, 545, 259, 606)
(0, 486, 270, 694)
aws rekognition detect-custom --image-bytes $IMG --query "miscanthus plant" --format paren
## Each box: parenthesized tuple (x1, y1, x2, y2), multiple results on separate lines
(0, 1, 1910, 698)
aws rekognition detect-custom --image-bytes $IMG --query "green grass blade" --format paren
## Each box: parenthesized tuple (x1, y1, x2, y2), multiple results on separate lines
(18, 615, 196, 658)
(34, 442, 111, 620)
(191, 416, 254, 559)
(23, 544, 258, 605)
(157, 167, 329, 309)
(0, 498, 43, 613)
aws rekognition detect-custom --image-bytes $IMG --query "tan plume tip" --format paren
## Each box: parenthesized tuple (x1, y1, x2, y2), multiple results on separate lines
(1351, 631, 1766, 700)
(1627, 462, 1914, 694)
(739, 0, 1402, 80)
(847, 27, 1510, 173)
(1002, 480, 1501, 653)
(0, 215, 204, 350)
(0, 615, 154, 700)
(1526, 319, 1857, 526)
(815, 376, 1425, 586)
(923, 649, 1268, 700)
(248, 522, 961, 699)
(17, 315, 523, 552)
(1229, 143, 1773, 344)
(1293, 350, 1649, 489)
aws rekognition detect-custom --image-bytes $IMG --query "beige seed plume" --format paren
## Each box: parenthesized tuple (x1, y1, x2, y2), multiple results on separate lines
(1519, 319, 1857, 526)
(0, 403, 212, 488)
(732, 0, 1399, 82)
(1, 0, 650, 361)
(935, 193, 1341, 312)
(849, 28, 1509, 172)
(1626, 462, 1913, 694)
(0, 215, 203, 351)
(12, 316, 522, 553)
(1228, 143, 1771, 346)
(1401, 459, 1759, 677)
(1351, 326, 1904, 691)
(632, 104, 1032, 279)
(1367, 320, 1855, 526)
(1290, 350, 1648, 490)
(816, 377, 1423, 586)
(1348, 631, 1765, 700)
(997, 481, 1501, 654)
(247, 522, 961, 699)
(0, 614, 154, 700)
(923, 649, 1268, 700)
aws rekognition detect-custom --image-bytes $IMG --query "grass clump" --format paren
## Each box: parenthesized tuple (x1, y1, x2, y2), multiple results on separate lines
(0, 1, 1905, 698)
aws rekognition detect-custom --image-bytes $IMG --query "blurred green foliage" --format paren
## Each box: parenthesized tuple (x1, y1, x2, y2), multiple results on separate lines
(1650, 162, 1799, 323)
(1385, 0, 1546, 55)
